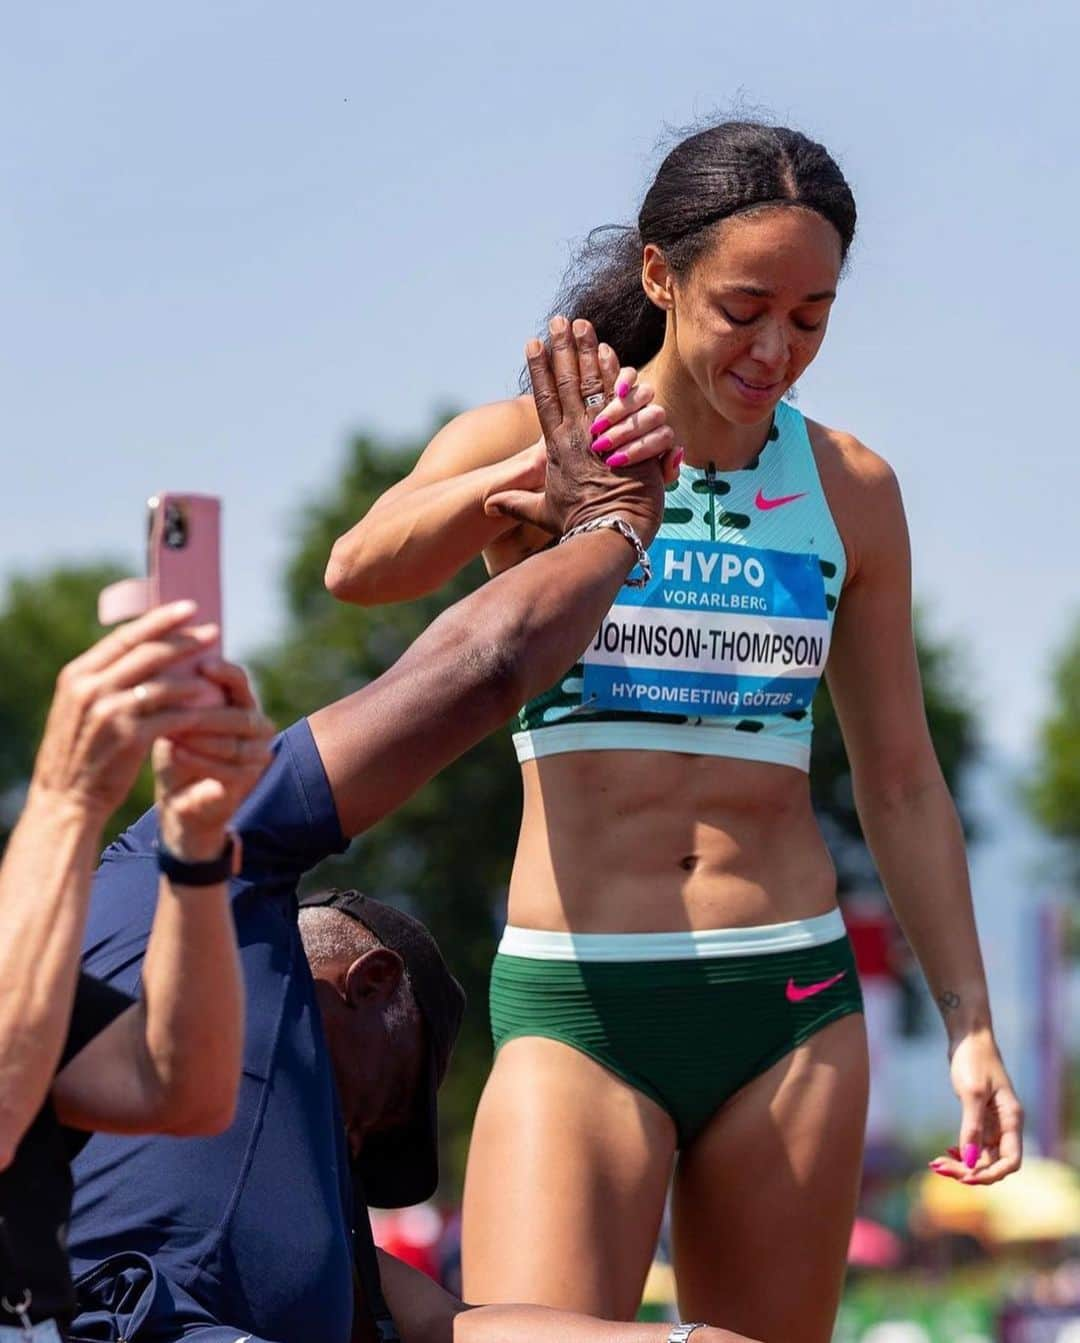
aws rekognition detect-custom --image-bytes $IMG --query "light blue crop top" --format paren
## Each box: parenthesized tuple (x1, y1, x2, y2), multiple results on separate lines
(513, 401, 847, 773)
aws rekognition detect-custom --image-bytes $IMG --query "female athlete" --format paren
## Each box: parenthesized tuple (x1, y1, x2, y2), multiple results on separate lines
(325, 121, 1023, 1343)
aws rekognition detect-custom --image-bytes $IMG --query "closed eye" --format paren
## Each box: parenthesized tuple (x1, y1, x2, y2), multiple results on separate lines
(720, 305, 758, 326)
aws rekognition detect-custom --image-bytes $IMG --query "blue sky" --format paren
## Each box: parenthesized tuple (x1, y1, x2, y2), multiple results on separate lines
(2, 1, 1077, 759)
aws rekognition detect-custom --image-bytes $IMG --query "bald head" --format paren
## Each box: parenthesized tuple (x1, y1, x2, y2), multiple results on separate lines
(298, 904, 379, 968)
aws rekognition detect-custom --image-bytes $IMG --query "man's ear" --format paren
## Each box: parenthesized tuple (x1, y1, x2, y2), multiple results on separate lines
(344, 947, 404, 1007)
(642, 243, 675, 311)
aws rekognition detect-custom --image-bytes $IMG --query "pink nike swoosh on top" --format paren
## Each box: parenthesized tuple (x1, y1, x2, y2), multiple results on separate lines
(785, 970, 847, 1003)
(755, 489, 807, 511)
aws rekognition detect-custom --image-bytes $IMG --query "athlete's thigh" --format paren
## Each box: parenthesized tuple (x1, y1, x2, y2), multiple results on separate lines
(462, 1036, 676, 1320)
(672, 1013, 869, 1343)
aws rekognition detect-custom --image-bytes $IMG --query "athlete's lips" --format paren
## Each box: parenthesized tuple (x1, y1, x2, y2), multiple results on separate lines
(728, 370, 783, 405)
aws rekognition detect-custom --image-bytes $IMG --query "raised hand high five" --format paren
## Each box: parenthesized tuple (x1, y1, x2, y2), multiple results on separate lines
(484, 316, 669, 547)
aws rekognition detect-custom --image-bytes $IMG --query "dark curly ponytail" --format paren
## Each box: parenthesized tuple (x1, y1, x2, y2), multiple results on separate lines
(549, 120, 857, 371)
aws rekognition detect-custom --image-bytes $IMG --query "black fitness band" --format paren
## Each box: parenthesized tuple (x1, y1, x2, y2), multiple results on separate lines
(155, 834, 238, 886)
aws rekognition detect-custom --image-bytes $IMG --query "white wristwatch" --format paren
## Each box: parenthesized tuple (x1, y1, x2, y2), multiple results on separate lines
(668, 1326, 707, 1343)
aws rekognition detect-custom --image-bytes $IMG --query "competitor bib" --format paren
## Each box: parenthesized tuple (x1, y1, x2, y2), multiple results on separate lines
(583, 538, 830, 718)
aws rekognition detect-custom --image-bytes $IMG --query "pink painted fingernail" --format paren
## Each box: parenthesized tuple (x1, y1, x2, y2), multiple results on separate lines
(592, 435, 612, 453)
(590, 417, 611, 436)
(616, 380, 631, 398)
(673, 447, 685, 469)
(963, 1144, 979, 1169)
(606, 451, 630, 468)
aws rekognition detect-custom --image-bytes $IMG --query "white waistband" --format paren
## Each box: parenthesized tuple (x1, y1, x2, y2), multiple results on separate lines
(513, 723, 811, 772)
(497, 908, 846, 962)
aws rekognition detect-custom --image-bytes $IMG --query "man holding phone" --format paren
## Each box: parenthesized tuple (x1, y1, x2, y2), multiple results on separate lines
(66, 324, 757, 1343)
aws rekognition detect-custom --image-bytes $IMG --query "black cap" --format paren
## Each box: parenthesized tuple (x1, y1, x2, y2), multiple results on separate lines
(298, 889, 466, 1208)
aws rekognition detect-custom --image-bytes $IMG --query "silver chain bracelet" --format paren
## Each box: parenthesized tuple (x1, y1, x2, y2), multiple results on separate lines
(559, 515, 652, 587)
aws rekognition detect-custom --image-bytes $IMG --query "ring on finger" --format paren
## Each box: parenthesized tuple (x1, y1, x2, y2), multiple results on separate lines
(583, 392, 606, 409)
(132, 683, 150, 709)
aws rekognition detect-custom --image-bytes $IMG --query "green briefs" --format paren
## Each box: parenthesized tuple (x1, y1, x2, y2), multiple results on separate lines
(490, 910, 863, 1146)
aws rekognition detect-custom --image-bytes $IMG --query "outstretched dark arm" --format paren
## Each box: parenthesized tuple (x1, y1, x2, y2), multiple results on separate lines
(309, 525, 630, 837)
(311, 318, 664, 839)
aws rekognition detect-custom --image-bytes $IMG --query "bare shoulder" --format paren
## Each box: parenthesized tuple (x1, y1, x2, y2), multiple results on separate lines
(806, 418, 898, 494)
(412, 395, 540, 481)
(805, 418, 907, 580)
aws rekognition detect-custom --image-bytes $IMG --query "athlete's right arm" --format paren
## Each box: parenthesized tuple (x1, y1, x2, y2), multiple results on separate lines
(325, 326, 672, 605)
(324, 399, 549, 606)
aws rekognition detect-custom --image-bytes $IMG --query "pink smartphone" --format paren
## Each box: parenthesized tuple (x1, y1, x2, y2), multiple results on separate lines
(97, 492, 224, 688)
(146, 492, 223, 658)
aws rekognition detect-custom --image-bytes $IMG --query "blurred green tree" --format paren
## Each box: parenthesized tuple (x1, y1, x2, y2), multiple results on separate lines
(1029, 620, 1080, 876)
(0, 563, 154, 852)
(253, 420, 980, 1187)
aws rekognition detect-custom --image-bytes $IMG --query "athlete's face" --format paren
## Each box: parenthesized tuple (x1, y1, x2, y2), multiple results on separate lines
(646, 206, 843, 426)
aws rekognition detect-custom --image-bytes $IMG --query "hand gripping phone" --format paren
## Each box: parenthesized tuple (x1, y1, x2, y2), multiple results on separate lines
(98, 494, 223, 672)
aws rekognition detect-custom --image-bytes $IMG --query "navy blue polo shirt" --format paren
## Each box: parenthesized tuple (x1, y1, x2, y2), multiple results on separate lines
(68, 720, 355, 1343)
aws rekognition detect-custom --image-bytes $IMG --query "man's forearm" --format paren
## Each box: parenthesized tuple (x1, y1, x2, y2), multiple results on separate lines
(0, 790, 103, 1165)
(311, 528, 636, 837)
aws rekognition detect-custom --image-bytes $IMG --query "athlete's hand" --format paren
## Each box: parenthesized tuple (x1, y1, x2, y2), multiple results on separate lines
(927, 1029, 1023, 1185)
(478, 441, 548, 522)
(154, 660, 275, 862)
(484, 316, 669, 545)
(586, 345, 681, 485)
(513, 331, 681, 485)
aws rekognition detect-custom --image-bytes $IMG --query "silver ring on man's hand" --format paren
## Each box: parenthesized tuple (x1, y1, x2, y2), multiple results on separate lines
(584, 393, 606, 409)
(132, 684, 150, 709)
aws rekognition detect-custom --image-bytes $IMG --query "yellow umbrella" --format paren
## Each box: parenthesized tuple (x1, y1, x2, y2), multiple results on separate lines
(910, 1167, 990, 1239)
(982, 1156, 1080, 1243)
(911, 1156, 1080, 1244)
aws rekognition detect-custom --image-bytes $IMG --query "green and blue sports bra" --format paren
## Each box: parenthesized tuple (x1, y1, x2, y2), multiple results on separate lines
(513, 401, 847, 773)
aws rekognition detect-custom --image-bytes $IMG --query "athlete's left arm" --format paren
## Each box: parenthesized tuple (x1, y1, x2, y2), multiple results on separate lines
(823, 437, 1023, 1186)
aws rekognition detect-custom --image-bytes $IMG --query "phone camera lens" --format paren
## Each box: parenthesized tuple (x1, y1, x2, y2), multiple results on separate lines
(163, 503, 188, 550)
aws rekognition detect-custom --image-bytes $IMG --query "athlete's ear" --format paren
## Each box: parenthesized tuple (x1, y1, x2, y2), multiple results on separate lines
(642, 244, 675, 312)
(345, 947, 404, 1007)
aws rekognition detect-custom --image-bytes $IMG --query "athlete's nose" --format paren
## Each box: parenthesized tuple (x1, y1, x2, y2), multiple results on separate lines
(748, 319, 789, 374)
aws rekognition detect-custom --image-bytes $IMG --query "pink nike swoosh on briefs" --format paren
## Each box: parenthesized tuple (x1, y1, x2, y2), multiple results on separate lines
(754, 489, 807, 511)
(785, 970, 847, 1003)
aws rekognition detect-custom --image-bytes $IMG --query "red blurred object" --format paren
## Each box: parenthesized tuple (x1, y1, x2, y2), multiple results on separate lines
(371, 1204, 444, 1281)
(847, 1216, 903, 1268)
(843, 898, 901, 982)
